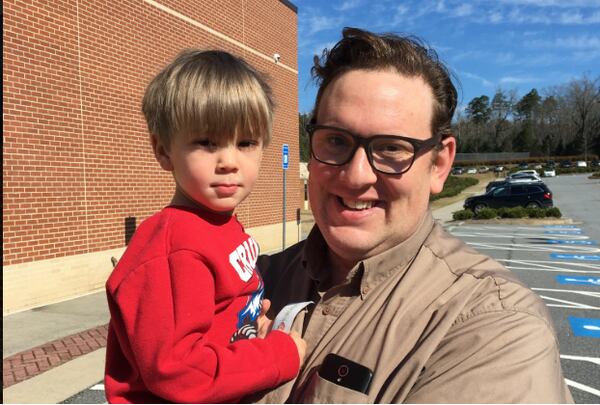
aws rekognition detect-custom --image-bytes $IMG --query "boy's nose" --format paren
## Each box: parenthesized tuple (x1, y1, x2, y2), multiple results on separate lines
(216, 146, 239, 172)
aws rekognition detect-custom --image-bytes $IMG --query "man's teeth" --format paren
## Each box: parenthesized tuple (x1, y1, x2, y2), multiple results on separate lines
(342, 198, 374, 210)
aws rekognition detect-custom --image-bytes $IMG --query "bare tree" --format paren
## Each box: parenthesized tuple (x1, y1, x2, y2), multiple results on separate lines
(566, 74, 600, 162)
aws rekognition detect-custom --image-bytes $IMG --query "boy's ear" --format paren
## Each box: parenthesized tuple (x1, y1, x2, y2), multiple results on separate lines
(429, 135, 456, 195)
(150, 135, 174, 171)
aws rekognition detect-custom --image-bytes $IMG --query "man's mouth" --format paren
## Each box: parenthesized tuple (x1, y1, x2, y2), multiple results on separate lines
(339, 197, 379, 210)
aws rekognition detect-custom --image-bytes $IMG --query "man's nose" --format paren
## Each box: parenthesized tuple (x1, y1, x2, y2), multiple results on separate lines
(339, 146, 378, 187)
(216, 146, 239, 172)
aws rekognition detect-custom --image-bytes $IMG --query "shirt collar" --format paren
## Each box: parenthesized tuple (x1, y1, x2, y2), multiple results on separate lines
(302, 211, 436, 298)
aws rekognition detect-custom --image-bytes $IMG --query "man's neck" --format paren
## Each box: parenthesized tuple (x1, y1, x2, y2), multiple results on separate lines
(326, 249, 358, 287)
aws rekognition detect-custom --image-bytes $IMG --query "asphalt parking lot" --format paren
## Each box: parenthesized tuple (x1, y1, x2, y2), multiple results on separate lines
(447, 173, 600, 403)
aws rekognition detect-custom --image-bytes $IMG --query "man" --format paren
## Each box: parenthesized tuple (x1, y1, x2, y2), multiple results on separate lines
(256, 28, 572, 403)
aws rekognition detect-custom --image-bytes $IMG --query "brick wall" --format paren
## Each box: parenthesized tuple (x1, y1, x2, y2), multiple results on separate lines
(3, 0, 301, 267)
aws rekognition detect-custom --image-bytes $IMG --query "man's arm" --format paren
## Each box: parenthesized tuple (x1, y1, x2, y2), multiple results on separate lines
(404, 309, 573, 403)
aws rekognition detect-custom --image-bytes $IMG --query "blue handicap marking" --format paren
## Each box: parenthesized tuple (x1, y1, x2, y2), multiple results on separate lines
(544, 230, 582, 235)
(550, 253, 600, 261)
(544, 225, 578, 229)
(556, 275, 600, 286)
(568, 317, 600, 338)
(546, 239, 597, 245)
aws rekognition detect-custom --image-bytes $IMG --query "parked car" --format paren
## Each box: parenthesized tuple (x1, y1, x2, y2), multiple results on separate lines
(518, 162, 529, 169)
(543, 166, 556, 177)
(464, 183, 553, 213)
(560, 160, 573, 168)
(478, 166, 489, 173)
(466, 167, 477, 174)
(494, 165, 504, 173)
(576, 160, 587, 167)
(533, 163, 543, 169)
(451, 166, 464, 175)
(511, 169, 540, 178)
(591, 159, 600, 167)
(485, 175, 543, 193)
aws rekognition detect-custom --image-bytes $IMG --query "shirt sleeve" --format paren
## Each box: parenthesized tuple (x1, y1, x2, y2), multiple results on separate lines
(110, 249, 299, 403)
(404, 310, 574, 404)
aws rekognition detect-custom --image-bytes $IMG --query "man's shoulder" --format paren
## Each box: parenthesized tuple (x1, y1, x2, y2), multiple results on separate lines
(423, 223, 551, 324)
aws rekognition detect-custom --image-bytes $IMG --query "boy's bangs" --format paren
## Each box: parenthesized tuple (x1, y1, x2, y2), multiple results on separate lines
(178, 69, 272, 145)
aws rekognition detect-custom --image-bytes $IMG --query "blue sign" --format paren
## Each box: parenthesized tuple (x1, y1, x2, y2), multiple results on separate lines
(544, 225, 578, 228)
(550, 253, 600, 261)
(556, 275, 600, 286)
(546, 240, 597, 245)
(568, 317, 600, 338)
(282, 144, 289, 170)
(545, 230, 582, 235)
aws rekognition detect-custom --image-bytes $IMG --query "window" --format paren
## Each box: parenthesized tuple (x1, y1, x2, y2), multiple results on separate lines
(511, 185, 527, 195)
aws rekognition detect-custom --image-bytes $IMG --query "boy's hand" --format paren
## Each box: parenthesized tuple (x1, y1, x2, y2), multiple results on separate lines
(257, 299, 274, 339)
(289, 331, 307, 369)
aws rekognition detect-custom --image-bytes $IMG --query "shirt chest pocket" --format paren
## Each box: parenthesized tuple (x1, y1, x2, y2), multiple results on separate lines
(299, 371, 371, 404)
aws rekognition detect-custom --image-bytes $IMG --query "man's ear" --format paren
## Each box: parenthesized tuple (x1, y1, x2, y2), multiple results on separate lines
(150, 135, 174, 171)
(430, 136, 456, 195)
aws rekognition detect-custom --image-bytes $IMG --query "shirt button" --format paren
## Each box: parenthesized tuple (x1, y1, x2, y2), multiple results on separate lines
(322, 307, 330, 315)
(362, 287, 370, 295)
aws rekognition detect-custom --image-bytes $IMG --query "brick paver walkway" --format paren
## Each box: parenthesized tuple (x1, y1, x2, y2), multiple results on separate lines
(3, 324, 108, 388)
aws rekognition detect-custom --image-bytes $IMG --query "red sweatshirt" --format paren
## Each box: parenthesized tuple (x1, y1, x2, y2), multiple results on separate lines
(105, 206, 299, 403)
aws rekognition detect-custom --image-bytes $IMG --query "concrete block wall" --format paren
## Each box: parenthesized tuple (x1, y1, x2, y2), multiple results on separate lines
(3, 0, 302, 313)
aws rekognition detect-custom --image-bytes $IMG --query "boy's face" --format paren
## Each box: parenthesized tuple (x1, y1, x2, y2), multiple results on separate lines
(155, 133, 263, 214)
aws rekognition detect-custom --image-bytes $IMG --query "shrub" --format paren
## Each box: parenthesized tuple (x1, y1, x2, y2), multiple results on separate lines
(475, 207, 497, 219)
(497, 207, 510, 218)
(545, 207, 562, 218)
(431, 176, 479, 201)
(501, 206, 528, 218)
(453, 209, 474, 220)
(527, 207, 546, 218)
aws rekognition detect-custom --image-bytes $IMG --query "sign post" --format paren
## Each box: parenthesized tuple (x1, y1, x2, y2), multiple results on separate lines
(282, 144, 289, 250)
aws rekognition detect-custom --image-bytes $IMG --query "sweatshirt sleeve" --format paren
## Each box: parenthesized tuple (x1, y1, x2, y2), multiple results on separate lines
(109, 249, 300, 403)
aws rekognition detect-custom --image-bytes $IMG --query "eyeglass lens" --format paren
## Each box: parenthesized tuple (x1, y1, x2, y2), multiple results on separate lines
(311, 127, 415, 174)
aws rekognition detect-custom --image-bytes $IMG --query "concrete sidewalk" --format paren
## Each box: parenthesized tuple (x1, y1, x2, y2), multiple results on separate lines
(2, 180, 487, 404)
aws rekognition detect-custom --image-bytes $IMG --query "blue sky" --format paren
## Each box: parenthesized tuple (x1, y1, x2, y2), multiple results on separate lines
(295, 0, 600, 114)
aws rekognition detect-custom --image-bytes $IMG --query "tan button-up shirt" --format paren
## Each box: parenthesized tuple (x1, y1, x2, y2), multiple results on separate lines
(254, 212, 573, 403)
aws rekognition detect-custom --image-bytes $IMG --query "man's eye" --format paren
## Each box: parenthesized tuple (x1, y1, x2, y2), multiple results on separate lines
(326, 134, 349, 147)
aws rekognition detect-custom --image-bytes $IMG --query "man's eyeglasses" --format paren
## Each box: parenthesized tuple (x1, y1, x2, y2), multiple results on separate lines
(306, 124, 442, 175)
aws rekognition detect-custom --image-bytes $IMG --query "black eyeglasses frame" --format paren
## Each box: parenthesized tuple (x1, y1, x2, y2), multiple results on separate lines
(305, 123, 442, 175)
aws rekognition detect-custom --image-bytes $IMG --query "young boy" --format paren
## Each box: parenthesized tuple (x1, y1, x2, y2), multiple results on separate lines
(104, 50, 305, 403)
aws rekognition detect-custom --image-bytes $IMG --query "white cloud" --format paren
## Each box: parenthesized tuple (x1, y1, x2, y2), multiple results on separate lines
(499, 76, 537, 84)
(526, 35, 600, 49)
(301, 13, 344, 36)
(495, 0, 600, 7)
(460, 71, 495, 87)
(452, 3, 474, 17)
(392, 4, 410, 25)
(335, 0, 361, 11)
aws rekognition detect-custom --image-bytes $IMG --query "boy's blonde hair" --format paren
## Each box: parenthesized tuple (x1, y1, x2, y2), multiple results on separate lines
(142, 49, 274, 148)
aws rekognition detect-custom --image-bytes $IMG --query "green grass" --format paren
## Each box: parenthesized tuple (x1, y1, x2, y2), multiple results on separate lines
(430, 176, 478, 202)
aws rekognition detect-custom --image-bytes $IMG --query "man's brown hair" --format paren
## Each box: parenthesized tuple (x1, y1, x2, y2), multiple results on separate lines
(312, 27, 457, 140)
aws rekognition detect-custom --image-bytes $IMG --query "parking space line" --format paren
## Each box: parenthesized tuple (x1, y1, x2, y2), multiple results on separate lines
(498, 259, 600, 271)
(564, 379, 600, 398)
(560, 355, 600, 366)
(537, 295, 600, 310)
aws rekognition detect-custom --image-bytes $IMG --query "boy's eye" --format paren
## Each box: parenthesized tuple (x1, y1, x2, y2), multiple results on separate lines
(238, 140, 259, 149)
(194, 139, 216, 148)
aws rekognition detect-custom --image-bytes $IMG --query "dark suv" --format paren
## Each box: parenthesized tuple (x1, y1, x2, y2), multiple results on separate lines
(464, 183, 553, 212)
